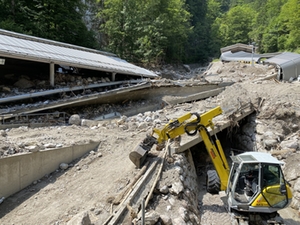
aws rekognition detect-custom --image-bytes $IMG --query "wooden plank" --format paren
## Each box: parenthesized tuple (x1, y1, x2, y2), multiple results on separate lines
(107, 156, 162, 225)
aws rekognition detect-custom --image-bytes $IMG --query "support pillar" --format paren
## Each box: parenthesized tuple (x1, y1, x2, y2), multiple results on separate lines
(50, 62, 55, 87)
(112, 72, 116, 82)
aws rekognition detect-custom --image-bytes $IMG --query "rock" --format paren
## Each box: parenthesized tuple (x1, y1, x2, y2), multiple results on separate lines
(25, 145, 39, 152)
(94, 208, 101, 215)
(293, 178, 300, 192)
(290, 191, 300, 210)
(159, 185, 169, 194)
(69, 114, 81, 125)
(137, 122, 147, 130)
(145, 211, 160, 225)
(289, 77, 294, 83)
(183, 64, 191, 72)
(89, 150, 95, 155)
(119, 124, 129, 130)
(153, 119, 162, 124)
(1, 130, 7, 137)
(284, 167, 300, 181)
(256, 123, 266, 135)
(145, 116, 153, 122)
(271, 148, 296, 159)
(174, 166, 183, 175)
(60, 163, 69, 170)
(14, 78, 34, 89)
(81, 119, 98, 127)
(170, 181, 184, 195)
(67, 211, 91, 225)
(2, 86, 11, 92)
(44, 143, 56, 148)
(173, 217, 186, 225)
(117, 115, 127, 125)
(280, 139, 299, 150)
(56, 143, 63, 148)
(178, 206, 189, 222)
(263, 139, 278, 149)
(168, 196, 176, 206)
(160, 215, 172, 225)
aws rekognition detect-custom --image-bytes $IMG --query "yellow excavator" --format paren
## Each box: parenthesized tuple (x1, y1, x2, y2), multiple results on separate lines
(129, 106, 292, 225)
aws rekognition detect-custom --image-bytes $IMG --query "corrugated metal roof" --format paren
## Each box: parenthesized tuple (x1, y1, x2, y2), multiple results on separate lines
(264, 52, 300, 81)
(220, 51, 261, 63)
(220, 43, 253, 54)
(264, 52, 300, 66)
(0, 29, 157, 78)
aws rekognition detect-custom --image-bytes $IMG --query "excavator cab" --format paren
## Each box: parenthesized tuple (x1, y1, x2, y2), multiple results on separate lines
(226, 152, 292, 222)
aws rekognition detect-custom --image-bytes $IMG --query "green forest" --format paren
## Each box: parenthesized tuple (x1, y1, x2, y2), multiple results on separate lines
(0, 0, 299, 64)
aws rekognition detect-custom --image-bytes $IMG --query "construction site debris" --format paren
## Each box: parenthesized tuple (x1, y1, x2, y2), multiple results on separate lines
(1, 62, 300, 224)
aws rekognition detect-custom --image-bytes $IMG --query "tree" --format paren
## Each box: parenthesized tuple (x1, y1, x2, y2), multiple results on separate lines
(276, 0, 300, 51)
(0, 0, 97, 48)
(206, 0, 226, 58)
(250, 0, 287, 53)
(99, 0, 191, 64)
(184, 0, 208, 62)
(219, 5, 256, 46)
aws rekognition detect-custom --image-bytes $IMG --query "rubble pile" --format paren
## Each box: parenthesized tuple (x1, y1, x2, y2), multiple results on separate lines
(202, 61, 276, 83)
(1, 72, 112, 94)
(143, 153, 201, 225)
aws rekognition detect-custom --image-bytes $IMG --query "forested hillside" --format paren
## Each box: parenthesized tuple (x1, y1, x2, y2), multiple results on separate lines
(0, 0, 299, 64)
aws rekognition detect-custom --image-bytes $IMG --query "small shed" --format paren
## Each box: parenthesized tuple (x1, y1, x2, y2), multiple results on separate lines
(264, 52, 300, 81)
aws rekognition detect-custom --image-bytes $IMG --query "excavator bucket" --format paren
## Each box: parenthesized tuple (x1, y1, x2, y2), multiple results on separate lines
(129, 135, 157, 168)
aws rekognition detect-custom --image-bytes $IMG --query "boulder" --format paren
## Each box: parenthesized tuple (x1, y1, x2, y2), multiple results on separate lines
(178, 206, 189, 222)
(69, 114, 81, 125)
(81, 119, 98, 127)
(170, 181, 184, 195)
(160, 215, 172, 225)
(2, 86, 11, 92)
(14, 78, 34, 89)
(280, 139, 298, 150)
(67, 211, 91, 225)
(60, 163, 69, 170)
(145, 211, 160, 225)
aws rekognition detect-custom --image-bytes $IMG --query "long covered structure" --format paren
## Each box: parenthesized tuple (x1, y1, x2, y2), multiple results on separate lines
(0, 29, 157, 86)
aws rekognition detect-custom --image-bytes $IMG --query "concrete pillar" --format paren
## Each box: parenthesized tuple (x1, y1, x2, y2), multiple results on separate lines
(112, 72, 116, 81)
(50, 62, 55, 87)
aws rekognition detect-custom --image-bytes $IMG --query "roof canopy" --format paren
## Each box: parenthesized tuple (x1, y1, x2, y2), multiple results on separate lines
(220, 43, 254, 54)
(233, 152, 283, 164)
(220, 51, 261, 63)
(264, 52, 300, 81)
(0, 29, 157, 78)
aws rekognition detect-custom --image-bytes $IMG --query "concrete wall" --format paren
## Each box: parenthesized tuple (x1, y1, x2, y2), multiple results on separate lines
(0, 141, 100, 198)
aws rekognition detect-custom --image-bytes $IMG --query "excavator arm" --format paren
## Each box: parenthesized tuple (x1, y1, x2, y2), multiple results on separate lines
(129, 106, 230, 190)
